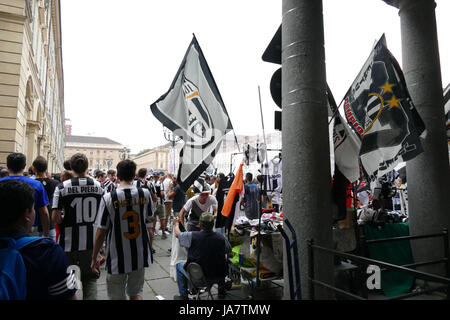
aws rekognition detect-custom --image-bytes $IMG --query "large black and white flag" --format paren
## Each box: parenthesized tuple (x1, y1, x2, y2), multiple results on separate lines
(339, 34, 426, 190)
(151, 35, 233, 191)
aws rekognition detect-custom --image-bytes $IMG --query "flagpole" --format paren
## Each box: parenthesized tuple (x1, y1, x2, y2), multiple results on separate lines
(258, 85, 268, 147)
(328, 96, 345, 126)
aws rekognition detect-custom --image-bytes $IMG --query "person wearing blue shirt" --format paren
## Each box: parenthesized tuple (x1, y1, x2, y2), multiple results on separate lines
(0, 179, 77, 300)
(0, 153, 49, 236)
(241, 172, 261, 220)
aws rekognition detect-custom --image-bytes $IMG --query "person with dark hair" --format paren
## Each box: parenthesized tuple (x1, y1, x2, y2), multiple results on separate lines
(0, 180, 77, 300)
(54, 170, 73, 243)
(0, 153, 50, 237)
(91, 160, 154, 300)
(135, 168, 157, 203)
(103, 169, 117, 193)
(241, 172, 261, 220)
(27, 166, 34, 178)
(256, 174, 269, 209)
(173, 212, 230, 300)
(95, 170, 106, 183)
(32, 156, 59, 241)
(60, 170, 73, 182)
(51, 153, 104, 300)
(0, 166, 9, 178)
(63, 159, 71, 171)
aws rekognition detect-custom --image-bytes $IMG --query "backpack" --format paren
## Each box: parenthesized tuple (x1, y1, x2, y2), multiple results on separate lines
(0, 237, 42, 300)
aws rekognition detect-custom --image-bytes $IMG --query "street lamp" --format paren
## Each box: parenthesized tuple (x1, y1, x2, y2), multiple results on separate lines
(163, 126, 181, 174)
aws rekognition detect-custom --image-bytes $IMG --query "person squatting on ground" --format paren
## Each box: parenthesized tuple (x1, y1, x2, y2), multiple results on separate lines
(52, 153, 104, 300)
(0, 179, 77, 300)
(91, 160, 154, 300)
(0, 153, 50, 237)
(173, 212, 230, 300)
(179, 183, 217, 232)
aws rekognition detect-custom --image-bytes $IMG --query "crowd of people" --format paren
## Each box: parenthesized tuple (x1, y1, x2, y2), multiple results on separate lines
(0, 152, 266, 301)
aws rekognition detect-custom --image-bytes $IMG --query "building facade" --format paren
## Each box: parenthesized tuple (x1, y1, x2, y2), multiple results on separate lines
(65, 135, 128, 174)
(0, 0, 65, 173)
(132, 143, 171, 173)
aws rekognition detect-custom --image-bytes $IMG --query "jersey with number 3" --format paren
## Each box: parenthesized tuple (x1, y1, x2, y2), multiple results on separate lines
(95, 186, 153, 274)
(52, 177, 104, 252)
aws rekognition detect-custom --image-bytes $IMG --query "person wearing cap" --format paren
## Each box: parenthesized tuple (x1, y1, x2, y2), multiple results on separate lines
(173, 212, 231, 300)
(179, 182, 218, 232)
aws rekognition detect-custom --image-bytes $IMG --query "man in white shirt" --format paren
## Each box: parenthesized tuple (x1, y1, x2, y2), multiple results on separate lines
(179, 183, 218, 231)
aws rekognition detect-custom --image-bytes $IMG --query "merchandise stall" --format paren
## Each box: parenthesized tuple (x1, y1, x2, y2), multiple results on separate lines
(227, 210, 285, 298)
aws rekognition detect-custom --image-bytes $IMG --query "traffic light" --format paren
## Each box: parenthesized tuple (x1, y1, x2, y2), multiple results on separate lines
(262, 25, 282, 130)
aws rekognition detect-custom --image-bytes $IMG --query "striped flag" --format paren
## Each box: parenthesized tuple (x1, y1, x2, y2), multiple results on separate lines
(151, 35, 234, 191)
(334, 34, 426, 191)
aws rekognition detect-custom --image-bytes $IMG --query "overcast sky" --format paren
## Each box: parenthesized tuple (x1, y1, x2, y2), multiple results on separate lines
(60, 0, 450, 154)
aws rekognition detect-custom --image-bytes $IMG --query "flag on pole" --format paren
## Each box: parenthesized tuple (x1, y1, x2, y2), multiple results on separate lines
(222, 162, 244, 218)
(339, 34, 426, 191)
(151, 35, 234, 191)
(328, 86, 361, 183)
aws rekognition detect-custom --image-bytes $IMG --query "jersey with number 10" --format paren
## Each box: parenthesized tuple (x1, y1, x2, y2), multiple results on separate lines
(52, 177, 104, 252)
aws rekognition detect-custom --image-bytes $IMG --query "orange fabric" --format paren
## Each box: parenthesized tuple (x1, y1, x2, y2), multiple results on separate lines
(221, 162, 244, 217)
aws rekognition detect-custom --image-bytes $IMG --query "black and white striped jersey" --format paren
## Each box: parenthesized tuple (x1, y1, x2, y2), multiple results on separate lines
(95, 186, 154, 275)
(52, 177, 105, 252)
(102, 178, 117, 193)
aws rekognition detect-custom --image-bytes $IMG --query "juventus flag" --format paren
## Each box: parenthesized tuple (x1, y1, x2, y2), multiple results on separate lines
(151, 35, 233, 191)
(334, 34, 426, 191)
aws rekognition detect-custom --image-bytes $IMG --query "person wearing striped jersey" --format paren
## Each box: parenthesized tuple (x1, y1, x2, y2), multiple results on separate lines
(52, 153, 105, 300)
(91, 160, 154, 300)
(135, 168, 157, 254)
(102, 169, 117, 193)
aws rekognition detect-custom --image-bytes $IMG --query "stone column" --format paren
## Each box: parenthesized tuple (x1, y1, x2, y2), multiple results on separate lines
(25, 121, 40, 166)
(282, 0, 334, 299)
(394, 0, 450, 276)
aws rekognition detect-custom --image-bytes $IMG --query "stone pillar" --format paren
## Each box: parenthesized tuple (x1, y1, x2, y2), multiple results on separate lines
(396, 0, 450, 276)
(282, 0, 334, 299)
(25, 121, 40, 166)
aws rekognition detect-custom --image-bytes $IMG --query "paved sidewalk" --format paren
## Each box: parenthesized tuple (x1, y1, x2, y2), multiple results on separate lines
(94, 228, 260, 300)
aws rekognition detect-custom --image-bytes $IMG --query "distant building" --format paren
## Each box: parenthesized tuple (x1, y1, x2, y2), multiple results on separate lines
(65, 135, 128, 174)
(65, 118, 72, 136)
(132, 143, 171, 173)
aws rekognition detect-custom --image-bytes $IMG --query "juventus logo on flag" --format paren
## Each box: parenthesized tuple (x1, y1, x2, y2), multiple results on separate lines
(150, 35, 234, 191)
(333, 34, 426, 191)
